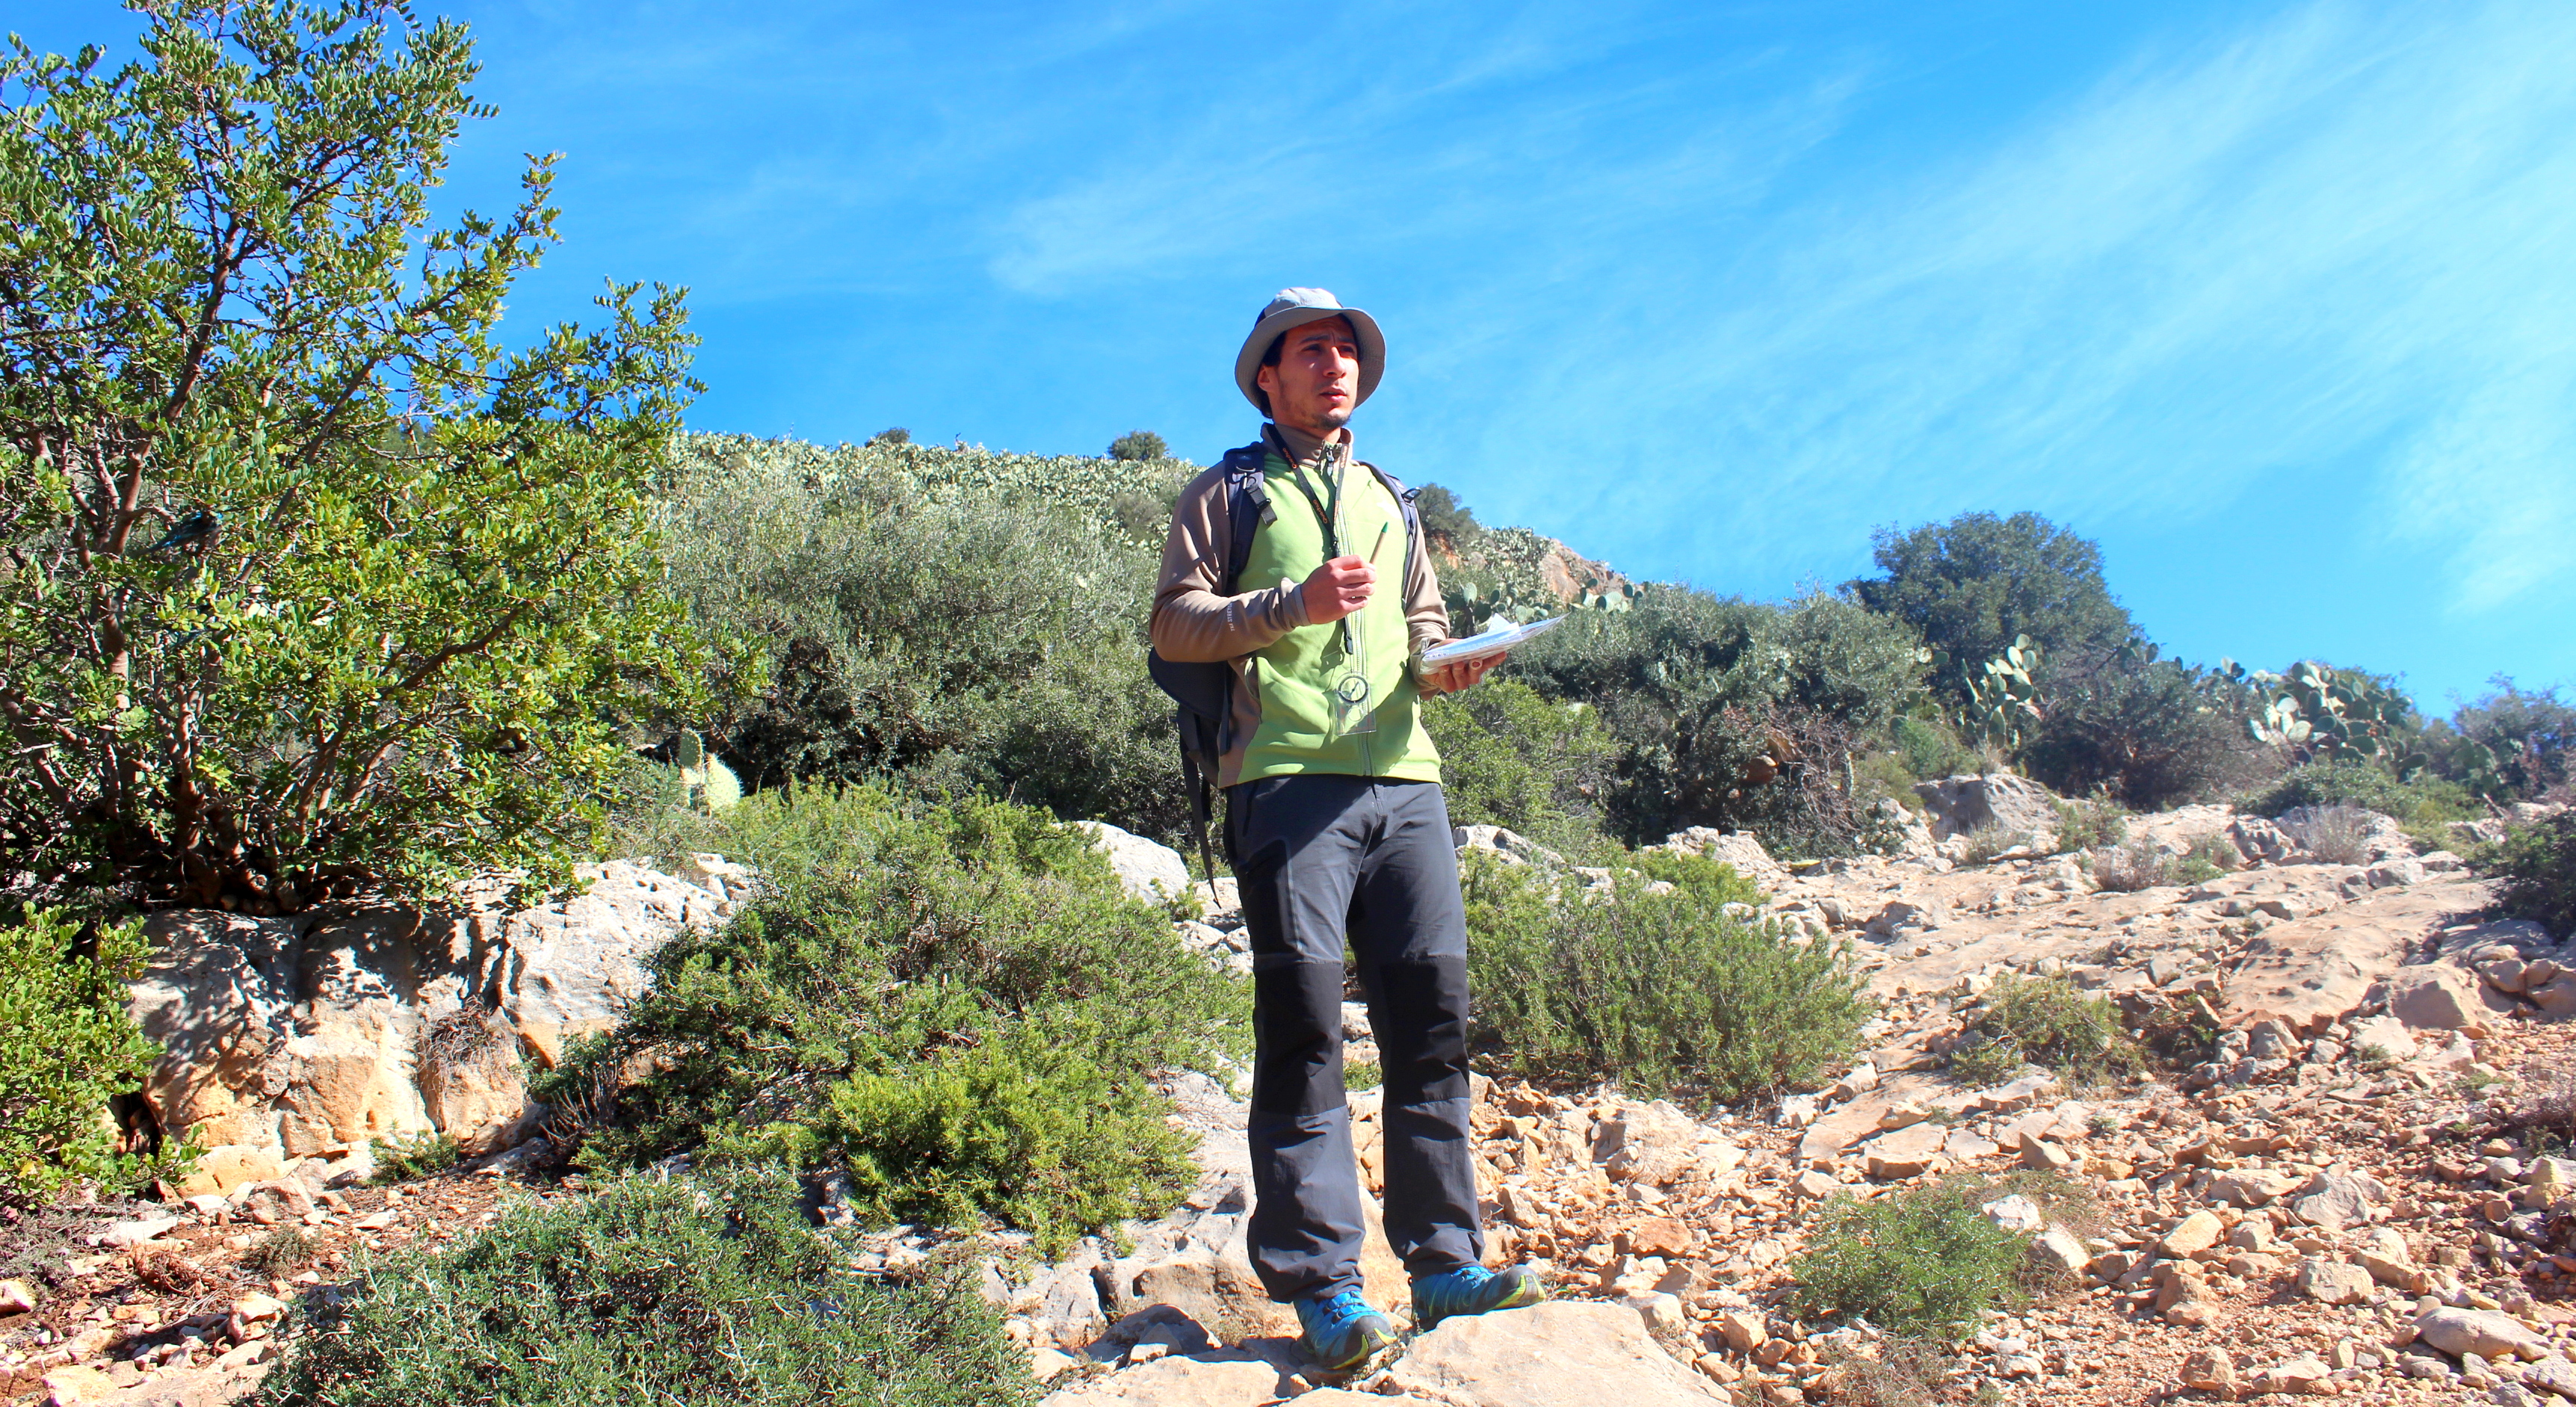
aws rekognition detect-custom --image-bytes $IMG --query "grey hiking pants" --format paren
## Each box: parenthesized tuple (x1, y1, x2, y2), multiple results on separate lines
(1225, 773, 1483, 1303)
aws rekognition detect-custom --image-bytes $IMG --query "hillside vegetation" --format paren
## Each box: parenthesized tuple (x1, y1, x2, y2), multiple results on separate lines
(646, 433, 2569, 868)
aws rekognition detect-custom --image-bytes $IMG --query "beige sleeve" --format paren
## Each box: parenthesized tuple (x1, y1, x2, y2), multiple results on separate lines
(1149, 466, 1312, 663)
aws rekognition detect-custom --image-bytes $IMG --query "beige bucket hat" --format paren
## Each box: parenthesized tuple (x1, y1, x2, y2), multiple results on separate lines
(1235, 288, 1386, 415)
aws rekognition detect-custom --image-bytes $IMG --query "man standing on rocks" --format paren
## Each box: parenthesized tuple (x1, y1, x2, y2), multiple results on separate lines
(1149, 289, 1543, 1370)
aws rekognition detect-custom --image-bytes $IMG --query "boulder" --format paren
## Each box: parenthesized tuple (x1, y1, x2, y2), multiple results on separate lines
(2296, 1258, 2374, 1305)
(1454, 825, 1566, 868)
(2357, 1229, 2422, 1292)
(1071, 820, 1196, 906)
(2227, 816, 2297, 865)
(1039, 1349, 1300, 1405)
(1912, 773, 2062, 845)
(1385, 1302, 1729, 1406)
(1596, 1101, 1729, 1186)
(2385, 965, 2511, 1032)
(2030, 1228, 2089, 1280)
(2415, 1307, 2546, 1362)
(178, 1144, 286, 1196)
(2533, 978, 2576, 1021)
(2291, 1171, 2385, 1230)
(1654, 828, 1783, 885)
(1875, 797, 1939, 861)
(1862, 1122, 1949, 1181)
(2160, 1210, 2226, 1258)
(2523, 1356, 2576, 1400)
(2207, 1167, 2303, 1207)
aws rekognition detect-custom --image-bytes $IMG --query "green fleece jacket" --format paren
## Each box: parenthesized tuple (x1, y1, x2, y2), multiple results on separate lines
(1146, 430, 1448, 788)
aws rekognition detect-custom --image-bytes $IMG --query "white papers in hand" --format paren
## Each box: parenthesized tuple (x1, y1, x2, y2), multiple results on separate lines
(1420, 615, 1564, 667)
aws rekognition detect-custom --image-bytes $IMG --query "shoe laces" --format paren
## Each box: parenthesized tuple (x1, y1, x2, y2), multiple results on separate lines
(1312, 1289, 1377, 1329)
(1424, 1265, 1493, 1291)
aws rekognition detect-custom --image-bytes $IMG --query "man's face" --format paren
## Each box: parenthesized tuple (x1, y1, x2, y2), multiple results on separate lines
(1257, 316, 1361, 435)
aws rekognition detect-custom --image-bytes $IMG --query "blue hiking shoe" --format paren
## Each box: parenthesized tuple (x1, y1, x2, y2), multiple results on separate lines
(1296, 1288, 1396, 1371)
(1411, 1264, 1547, 1331)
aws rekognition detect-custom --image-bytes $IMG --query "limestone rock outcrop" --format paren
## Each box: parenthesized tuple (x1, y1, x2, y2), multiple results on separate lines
(1912, 773, 2063, 847)
(129, 860, 729, 1191)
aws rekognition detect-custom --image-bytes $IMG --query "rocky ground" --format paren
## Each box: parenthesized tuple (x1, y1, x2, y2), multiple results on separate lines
(7, 784, 2572, 1406)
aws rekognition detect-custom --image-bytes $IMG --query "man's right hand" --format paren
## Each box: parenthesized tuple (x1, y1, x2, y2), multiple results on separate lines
(1300, 555, 1376, 624)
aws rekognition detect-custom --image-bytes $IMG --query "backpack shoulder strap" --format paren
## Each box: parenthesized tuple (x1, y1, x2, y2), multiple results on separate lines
(1361, 460, 1424, 588)
(1214, 442, 1270, 595)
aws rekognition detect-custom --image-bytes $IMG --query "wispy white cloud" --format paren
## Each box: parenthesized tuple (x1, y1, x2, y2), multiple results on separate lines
(1454, 0, 2576, 618)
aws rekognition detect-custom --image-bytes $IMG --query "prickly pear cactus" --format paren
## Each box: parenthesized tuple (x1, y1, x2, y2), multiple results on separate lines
(668, 730, 739, 811)
(698, 756, 741, 811)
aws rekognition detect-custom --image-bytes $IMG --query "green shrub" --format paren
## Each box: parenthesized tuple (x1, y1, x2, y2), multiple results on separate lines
(2427, 680, 2574, 802)
(1462, 853, 1870, 1102)
(2489, 813, 2576, 941)
(256, 1169, 1031, 1407)
(1893, 716, 1977, 784)
(368, 1131, 460, 1185)
(244, 1227, 316, 1277)
(1107, 430, 1170, 462)
(1421, 682, 1618, 856)
(1344, 1060, 1383, 1091)
(1788, 1177, 2035, 1338)
(0, 910, 173, 1207)
(811, 1030, 1194, 1255)
(1847, 512, 2138, 697)
(2052, 795, 2127, 853)
(2017, 653, 2273, 810)
(1502, 588, 1920, 857)
(2239, 762, 2475, 827)
(661, 440, 1188, 846)
(543, 786, 1242, 1252)
(1414, 483, 1483, 547)
(0, 5, 722, 913)
(1948, 974, 2139, 1086)
(1851, 754, 1926, 824)
(2172, 852, 2228, 886)
(2178, 832, 2238, 882)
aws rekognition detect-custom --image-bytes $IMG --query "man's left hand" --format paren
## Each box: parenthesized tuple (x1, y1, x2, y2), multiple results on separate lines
(1421, 652, 1505, 696)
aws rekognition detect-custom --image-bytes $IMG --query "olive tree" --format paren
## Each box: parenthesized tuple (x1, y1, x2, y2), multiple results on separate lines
(0, 2, 728, 911)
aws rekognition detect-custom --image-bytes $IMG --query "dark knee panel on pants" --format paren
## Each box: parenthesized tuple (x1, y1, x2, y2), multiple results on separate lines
(1252, 960, 1352, 1118)
(1369, 956, 1470, 1106)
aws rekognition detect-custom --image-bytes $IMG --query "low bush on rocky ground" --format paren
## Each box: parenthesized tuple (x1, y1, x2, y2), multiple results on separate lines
(1462, 850, 1870, 1102)
(2174, 831, 2237, 884)
(2052, 794, 2127, 853)
(1947, 974, 2140, 1087)
(538, 785, 1244, 1254)
(2295, 803, 2380, 866)
(256, 1169, 1031, 1407)
(366, 1131, 459, 1185)
(1959, 825, 2036, 865)
(2086, 839, 2175, 893)
(1786, 1177, 2036, 1338)
(1891, 715, 1981, 786)
(2490, 811, 2576, 941)
(0, 909, 177, 1207)
(2239, 761, 2474, 828)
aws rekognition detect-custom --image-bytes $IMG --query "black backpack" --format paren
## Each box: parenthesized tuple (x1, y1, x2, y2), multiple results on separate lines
(1146, 441, 1423, 894)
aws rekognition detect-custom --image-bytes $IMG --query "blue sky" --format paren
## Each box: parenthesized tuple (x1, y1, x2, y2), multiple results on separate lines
(17, 1, 2573, 711)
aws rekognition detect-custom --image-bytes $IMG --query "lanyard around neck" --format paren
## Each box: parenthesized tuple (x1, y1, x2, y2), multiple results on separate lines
(1275, 434, 1347, 557)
